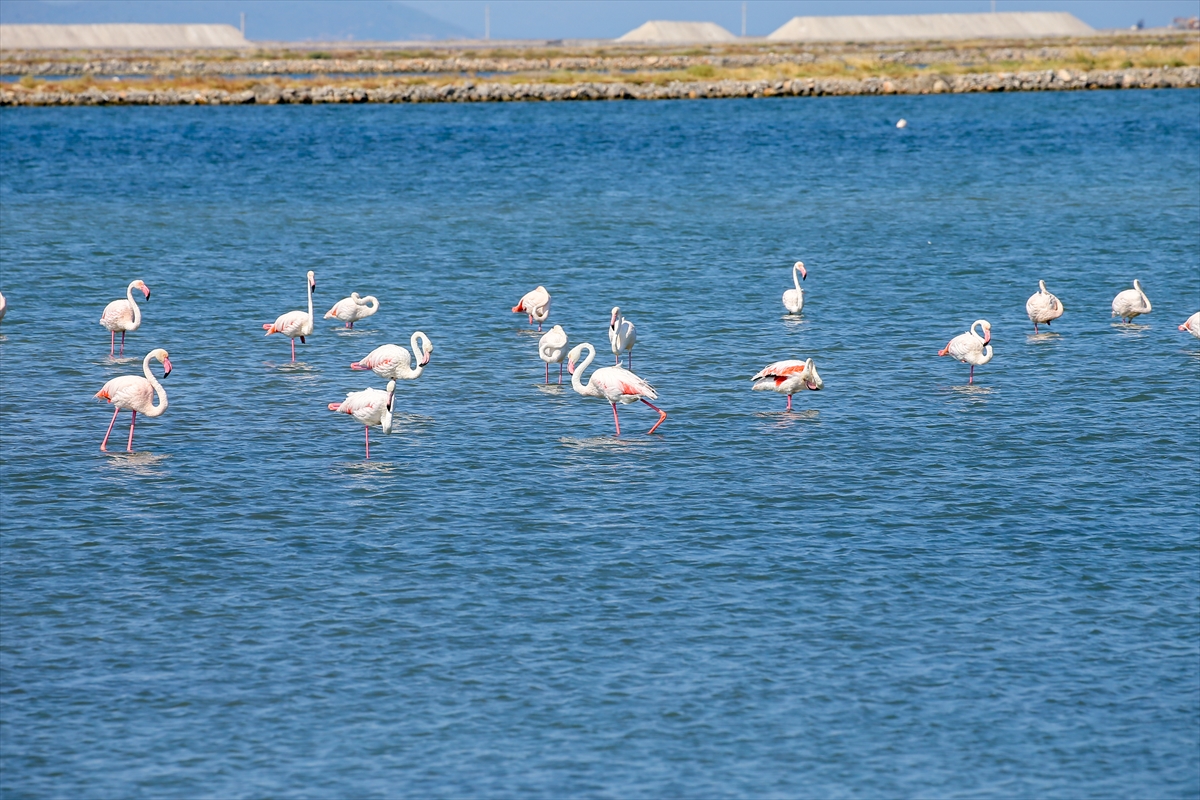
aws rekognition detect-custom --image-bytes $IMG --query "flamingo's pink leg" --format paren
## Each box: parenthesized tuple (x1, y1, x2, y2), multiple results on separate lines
(290, 338, 296, 361)
(126, 410, 136, 452)
(558, 363, 563, 384)
(119, 330, 126, 357)
(786, 394, 793, 412)
(545, 362, 549, 384)
(365, 426, 370, 459)
(627, 351, 632, 371)
(611, 403, 621, 436)
(642, 399, 667, 434)
(969, 365, 975, 384)
(109, 331, 116, 358)
(100, 407, 119, 451)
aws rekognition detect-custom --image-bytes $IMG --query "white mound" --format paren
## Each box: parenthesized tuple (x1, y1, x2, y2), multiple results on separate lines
(617, 21, 737, 44)
(767, 12, 1093, 42)
(0, 24, 251, 50)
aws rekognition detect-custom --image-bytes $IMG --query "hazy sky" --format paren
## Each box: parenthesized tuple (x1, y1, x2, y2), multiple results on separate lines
(2, 1, 1196, 41)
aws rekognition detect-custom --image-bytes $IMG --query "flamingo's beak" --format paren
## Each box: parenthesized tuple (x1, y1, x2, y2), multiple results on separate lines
(162, 357, 172, 377)
(799, 266, 807, 280)
(419, 353, 431, 367)
(310, 282, 316, 293)
(142, 285, 151, 300)
(568, 361, 576, 375)
(983, 330, 991, 345)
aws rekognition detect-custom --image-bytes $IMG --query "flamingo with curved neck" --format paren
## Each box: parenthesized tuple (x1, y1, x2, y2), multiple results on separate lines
(512, 286, 551, 331)
(568, 342, 666, 435)
(99, 279, 150, 357)
(351, 331, 433, 381)
(325, 292, 380, 328)
(938, 319, 993, 384)
(782, 261, 807, 314)
(608, 307, 637, 368)
(1111, 279, 1152, 323)
(329, 379, 396, 459)
(1025, 279, 1064, 333)
(95, 348, 171, 451)
(264, 270, 316, 361)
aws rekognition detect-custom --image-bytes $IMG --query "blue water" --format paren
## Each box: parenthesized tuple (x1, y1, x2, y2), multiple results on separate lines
(1, 90, 1198, 798)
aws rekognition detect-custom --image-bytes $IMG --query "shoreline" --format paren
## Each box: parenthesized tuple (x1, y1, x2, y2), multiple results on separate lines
(2, 66, 1196, 106)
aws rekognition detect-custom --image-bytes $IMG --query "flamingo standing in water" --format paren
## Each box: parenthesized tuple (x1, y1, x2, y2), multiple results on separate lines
(328, 379, 395, 459)
(0, 291, 7, 323)
(264, 270, 316, 361)
(512, 286, 551, 331)
(751, 357, 823, 411)
(608, 307, 637, 368)
(351, 331, 433, 381)
(539, 325, 569, 384)
(324, 292, 379, 328)
(567, 342, 666, 435)
(95, 348, 171, 451)
(782, 261, 807, 314)
(100, 279, 150, 357)
(1111, 280, 1152, 323)
(939, 320, 993, 384)
(1025, 280, 1064, 333)
(1180, 312, 1200, 338)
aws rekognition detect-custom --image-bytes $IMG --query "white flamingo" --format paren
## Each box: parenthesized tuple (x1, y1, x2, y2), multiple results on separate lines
(539, 324, 569, 384)
(350, 332, 433, 381)
(94, 348, 171, 451)
(328, 380, 395, 459)
(1111, 280, 1152, 323)
(0, 290, 6, 323)
(512, 286, 551, 331)
(939, 320, 993, 384)
(1025, 280, 1064, 333)
(567, 342, 666, 435)
(608, 307, 637, 368)
(1180, 312, 1200, 338)
(99, 279, 150, 357)
(263, 270, 316, 361)
(751, 357, 823, 411)
(782, 261, 807, 314)
(324, 292, 379, 328)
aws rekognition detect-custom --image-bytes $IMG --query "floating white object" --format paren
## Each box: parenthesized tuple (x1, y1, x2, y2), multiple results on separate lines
(896, 119, 908, 128)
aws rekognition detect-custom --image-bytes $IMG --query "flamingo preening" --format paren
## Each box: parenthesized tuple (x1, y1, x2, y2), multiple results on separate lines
(95, 348, 171, 451)
(329, 379, 395, 459)
(1180, 312, 1200, 338)
(567, 342, 666, 435)
(939, 320, 993, 384)
(99, 279, 150, 357)
(264, 270, 316, 361)
(608, 307, 637, 368)
(1111, 280, 1152, 323)
(782, 261, 807, 314)
(1025, 280, 1064, 333)
(324, 292, 379, 328)
(350, 332, 433, 381)
(538, 324, 568, 384)
(512, 286, 551, 331)
(751, 357, 823, 410)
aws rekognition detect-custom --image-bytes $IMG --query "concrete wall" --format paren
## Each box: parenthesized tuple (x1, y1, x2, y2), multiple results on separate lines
(616, 21, 736, 44)
(0, 24, 251, 50)
(768, 12, 1093, 42)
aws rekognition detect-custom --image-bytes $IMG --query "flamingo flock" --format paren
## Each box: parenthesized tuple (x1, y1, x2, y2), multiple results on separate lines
(0, 261, 1193, 460)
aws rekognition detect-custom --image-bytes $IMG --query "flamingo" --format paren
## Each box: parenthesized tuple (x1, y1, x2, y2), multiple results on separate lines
(328, 379, 395, 459)
(1025, 279, 1064, 333)
(1111, 280, 1152, 323)
(99, 279, 150, 357)
(751, 357, 823, 411)
(263, 270, 316, 361)
(0, 290, 6, 323)
(94, 348, 171, 451)
(512, 286, 551, 331)
(538, 325, 569, 384)
(350, 332, 433, 381)
(608, 307, 637, 368)
(324, 292, 379, 328)
(782, 261, 807, 314)
(567, 342, 666, 435)
(939, 320, 993, 384)
(1180, 312, 1200, 338)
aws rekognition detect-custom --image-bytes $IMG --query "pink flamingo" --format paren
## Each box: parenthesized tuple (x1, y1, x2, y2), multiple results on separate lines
(328, 379, 395, 459)
(95, 348, 171, 451)
(939, 320, 993, 384)
(751, 357, 823, 410)
(782, 261, 807, 314)
(324, 292, 379, 328)
(99, 279, 150, 357)
(350, 332, 433, 381)
(539, 325, 568, 383)
(567, 342, 666, 435)
(608, 307, 637, 368)
(1181, 312, 1200, 338)
(263, 270, 316, 361)
(512, 286, 551, 331)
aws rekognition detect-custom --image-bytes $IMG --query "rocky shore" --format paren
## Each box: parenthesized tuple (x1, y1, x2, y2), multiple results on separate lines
(2, 66, 1196, 106)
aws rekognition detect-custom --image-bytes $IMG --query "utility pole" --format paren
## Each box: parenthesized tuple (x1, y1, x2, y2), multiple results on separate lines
(485, 5, 490, 40)
(741, 2, 747, 37)
(991, 0, 996, 12)
(240, 11, 245, 36)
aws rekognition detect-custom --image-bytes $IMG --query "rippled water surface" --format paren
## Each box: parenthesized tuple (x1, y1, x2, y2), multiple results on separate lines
(2, 90, 1198, 798)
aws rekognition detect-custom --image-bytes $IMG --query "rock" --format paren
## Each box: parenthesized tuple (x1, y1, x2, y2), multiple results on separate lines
(251, 83, 280, 104)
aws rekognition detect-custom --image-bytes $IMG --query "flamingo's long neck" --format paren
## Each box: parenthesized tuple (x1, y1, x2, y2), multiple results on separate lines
(793, 266, 803, 292)
(1137, 284, 1151, 312)
(141, 353, 168, 417)
(401, 332, 425, 380)
(571, 343, 596, 397)
(126, 282, 142, 329)
(306, 278, 314, 321)
(363, 296, 379, 313)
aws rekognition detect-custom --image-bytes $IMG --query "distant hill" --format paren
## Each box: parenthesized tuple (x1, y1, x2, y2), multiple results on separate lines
(0, 0, 472, 42)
